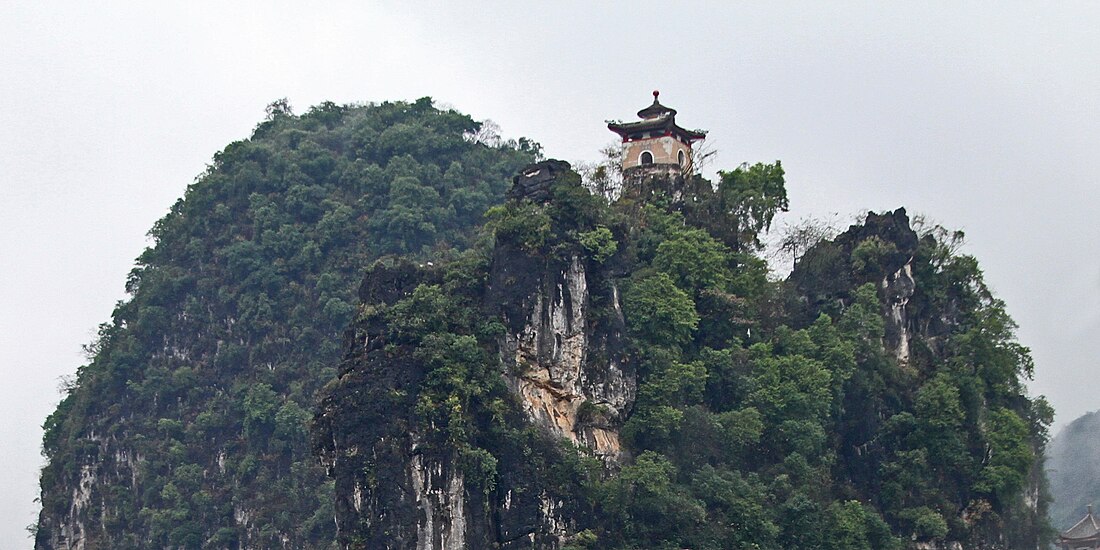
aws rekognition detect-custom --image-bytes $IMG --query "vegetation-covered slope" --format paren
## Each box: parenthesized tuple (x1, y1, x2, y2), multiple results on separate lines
(314, 161, 1053, 549)
(37, 95, 1051, 550)
(35, 98, 536, 549)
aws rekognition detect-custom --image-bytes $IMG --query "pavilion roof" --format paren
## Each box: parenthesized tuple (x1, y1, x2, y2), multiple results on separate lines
(1062, 507, 1100, 541)
(637, 95, 676, 119)
(607, 91, 706, 142)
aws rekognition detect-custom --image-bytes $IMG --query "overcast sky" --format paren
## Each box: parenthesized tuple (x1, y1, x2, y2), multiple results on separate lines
(3, 2, 1099, 546)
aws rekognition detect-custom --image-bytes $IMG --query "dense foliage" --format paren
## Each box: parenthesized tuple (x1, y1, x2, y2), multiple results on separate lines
(38, 96, 1050, 549)
(36, 98, 536, 549)
(594, 188, 1050, 548)
(325, 162, 1052, 549)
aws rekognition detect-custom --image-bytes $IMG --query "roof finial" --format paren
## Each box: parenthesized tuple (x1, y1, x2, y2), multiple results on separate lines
(1090, 504, 1094, 515)
(653, 90, 660, 100)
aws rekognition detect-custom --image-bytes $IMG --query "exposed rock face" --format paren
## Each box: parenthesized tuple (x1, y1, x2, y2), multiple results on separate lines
(313, 162, 633, 549)
(35, 433, 144, 550)
(493, 162, 634, 463)
(618, 170, 714, 210)
(882, 262, 915, 363)
(508, 160, 573, 203)
(313, 262, 485, 550)
(487, 205, 634, 462)
(37, 465, 95, 550)
(408, 451, 467, 550)
(913, 543, 965, 550)
(791, 209, 1050, 549)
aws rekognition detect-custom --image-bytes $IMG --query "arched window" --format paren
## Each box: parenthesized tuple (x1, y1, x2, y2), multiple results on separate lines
(640, 151, 653, 165)
(678, 150, 686, 166)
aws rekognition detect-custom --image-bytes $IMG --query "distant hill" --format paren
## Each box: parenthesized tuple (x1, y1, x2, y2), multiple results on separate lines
(1047, 410, 1100, 532)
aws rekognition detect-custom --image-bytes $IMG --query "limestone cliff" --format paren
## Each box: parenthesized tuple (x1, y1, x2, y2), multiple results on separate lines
(315, 163, 1051, 549)
(790, 208, 920, 362)
(37, 98, 1049, 550)
(312, 161, 633, 549)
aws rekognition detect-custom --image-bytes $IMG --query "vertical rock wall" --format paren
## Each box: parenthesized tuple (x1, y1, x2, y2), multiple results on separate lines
(496, 254, 633, 462)
(882, 262, 915, 364)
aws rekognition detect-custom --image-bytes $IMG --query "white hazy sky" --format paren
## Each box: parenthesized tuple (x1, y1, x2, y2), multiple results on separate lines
(2, 2, 1099, 546)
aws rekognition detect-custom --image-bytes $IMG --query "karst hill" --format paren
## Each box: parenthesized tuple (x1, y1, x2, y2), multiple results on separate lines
(36, 96, 1051, 550)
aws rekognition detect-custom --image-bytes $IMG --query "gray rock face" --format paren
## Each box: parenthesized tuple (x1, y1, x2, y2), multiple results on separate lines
(508, 160, 573, 203)
(882, 261, 915, 363)
(407, 449, 467, 550)
(912, 543, 965, 550)
(35, 432, 145, 550)
(497, 254, 634, 462)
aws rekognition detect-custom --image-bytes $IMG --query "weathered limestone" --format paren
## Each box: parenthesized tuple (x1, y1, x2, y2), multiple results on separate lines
(499, 254, 633, 462)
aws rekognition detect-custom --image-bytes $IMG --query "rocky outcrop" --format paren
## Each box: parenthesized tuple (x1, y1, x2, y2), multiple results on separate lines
(494, 161, 634, 462)
(790, 209, 1051, 549)
(312, 261, 469, 549)
(313, 161, 633, 549)
(790, 208, 920, 361)
(35, 432, 145, 550)
(508, 160, 573, 203)
(912, 543, 964, 550)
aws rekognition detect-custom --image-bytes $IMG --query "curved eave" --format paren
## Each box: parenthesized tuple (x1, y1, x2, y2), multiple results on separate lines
(607, 117, 670, 135)
(1062, 513, 1100, 540)
(680, 128, 707, 141)
(608, 121, 706, 143)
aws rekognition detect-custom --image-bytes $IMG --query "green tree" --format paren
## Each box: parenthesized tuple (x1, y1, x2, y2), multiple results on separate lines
(36, 98, 537, 549)
(622, 272, 699, 349)
(702, 161, 788, 251)
(652, 227, 732, 292)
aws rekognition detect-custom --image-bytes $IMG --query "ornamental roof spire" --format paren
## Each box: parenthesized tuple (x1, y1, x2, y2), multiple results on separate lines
(637, 90, 677, 119)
